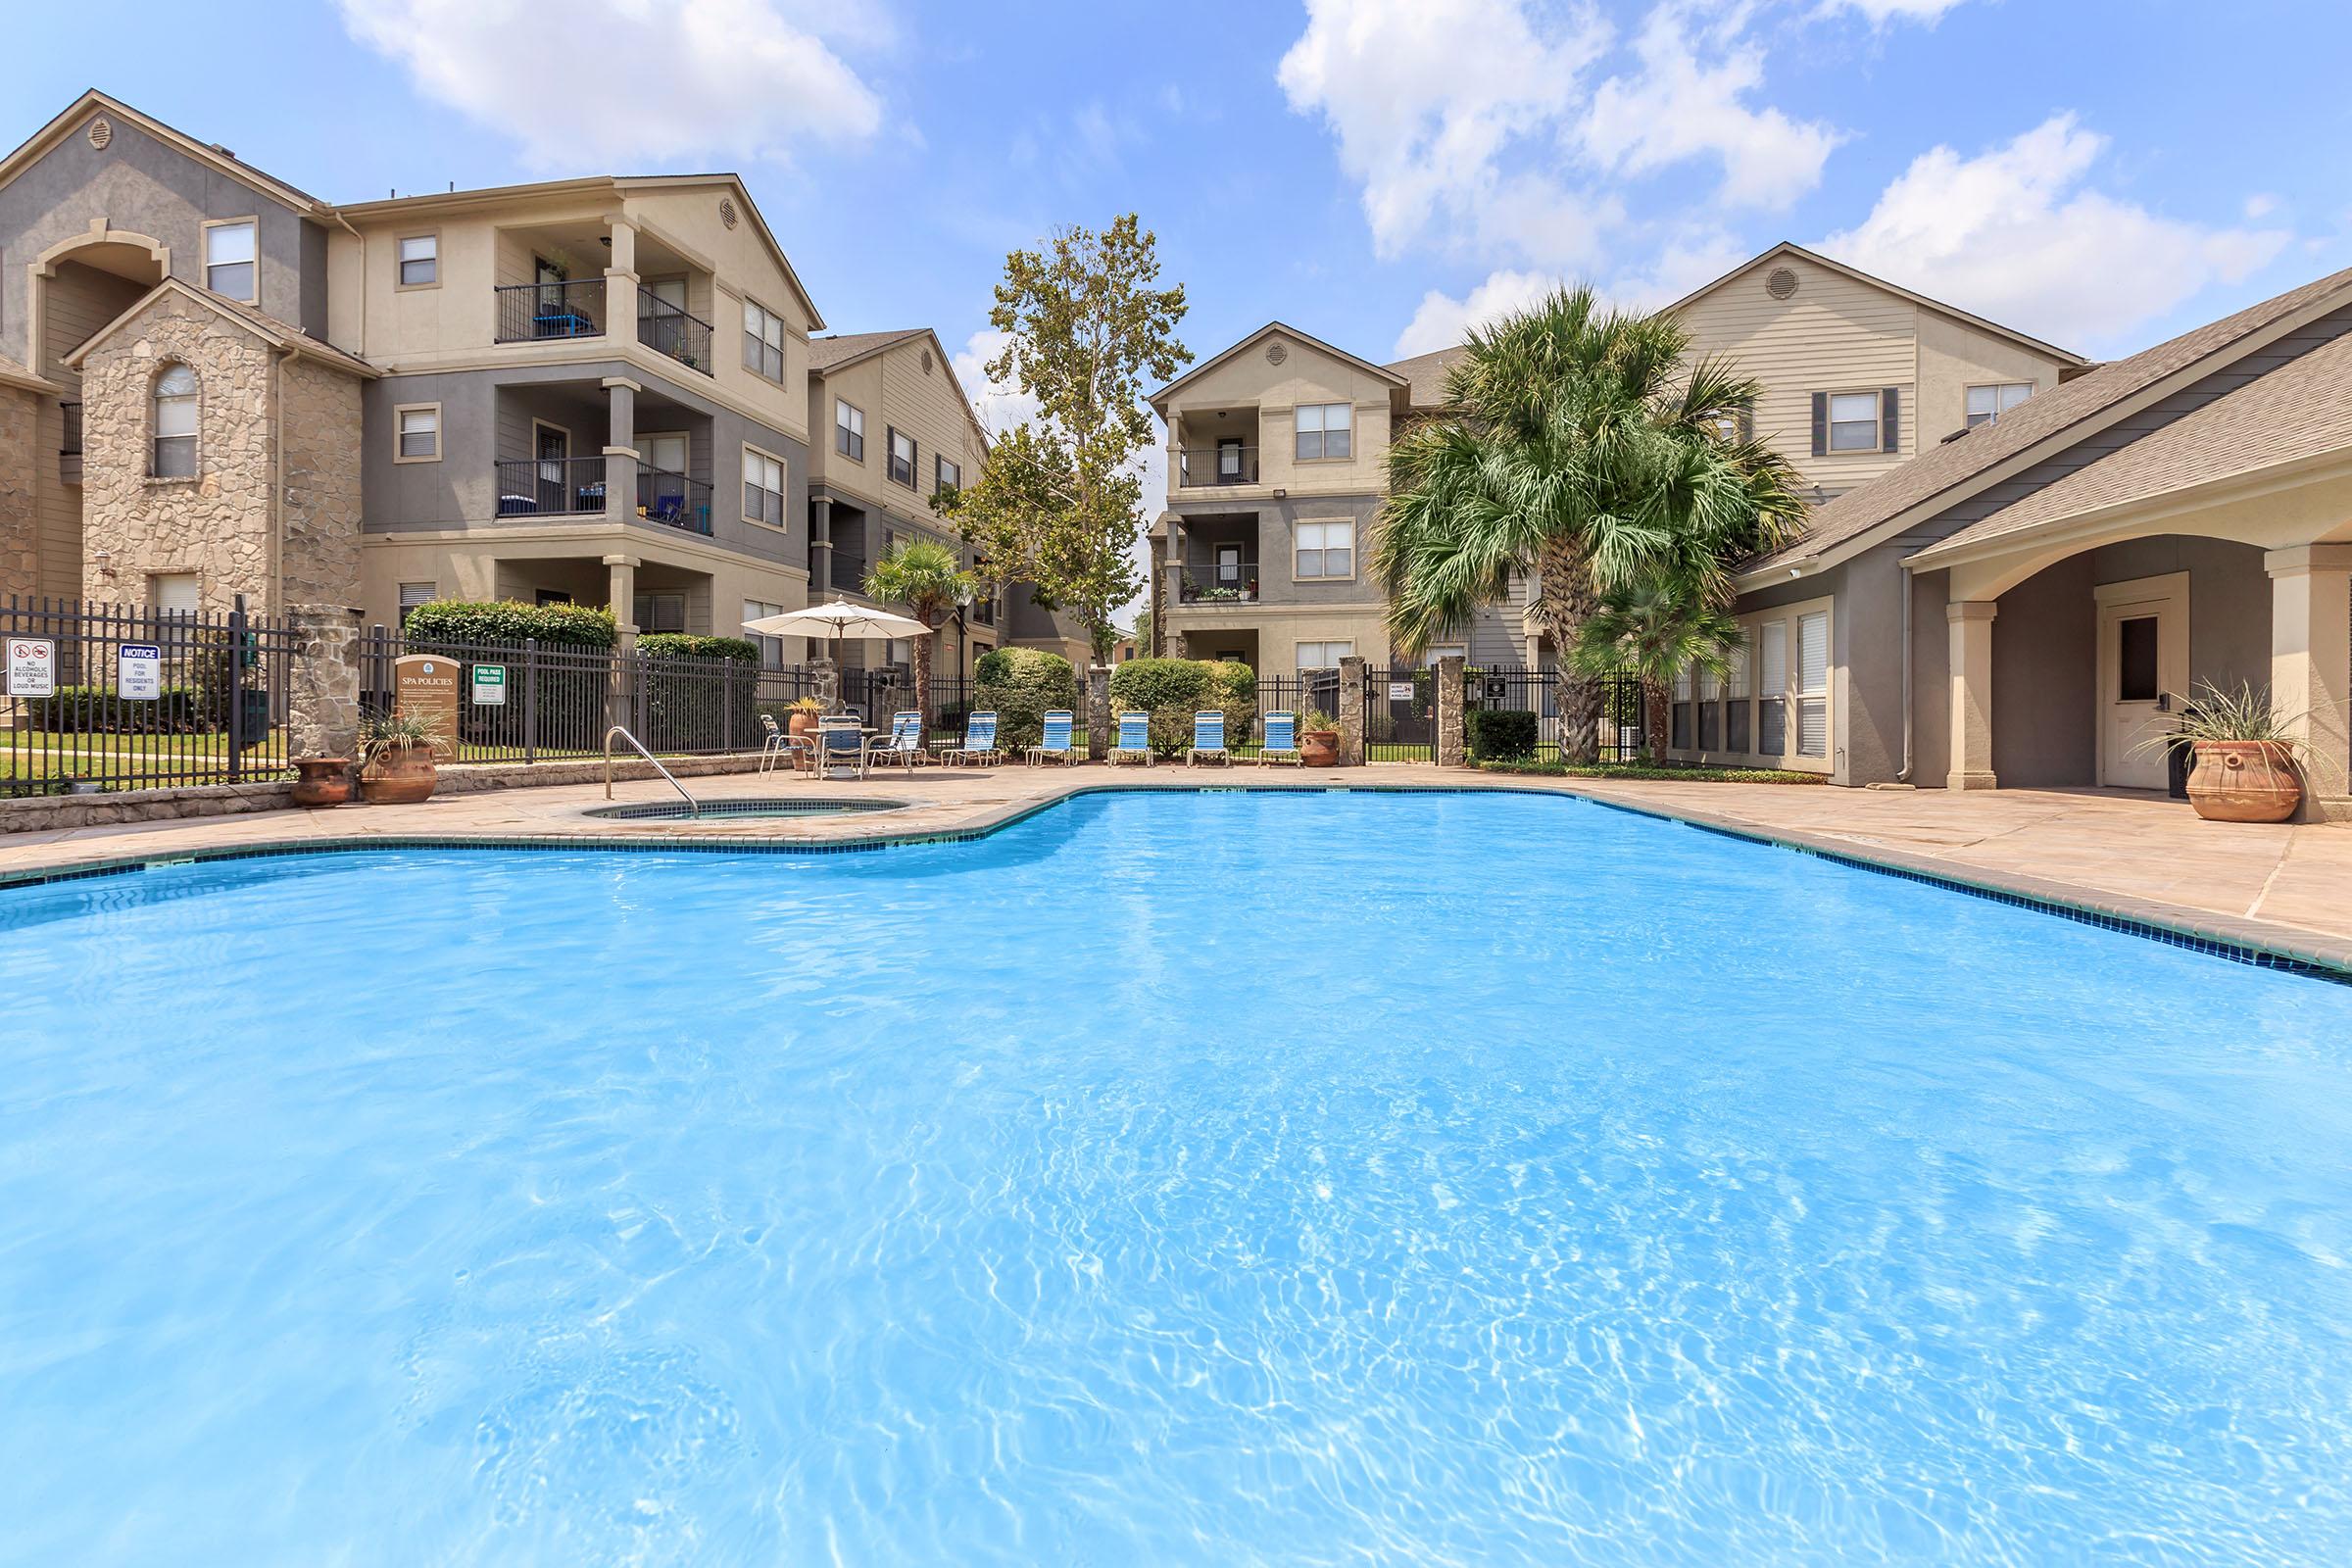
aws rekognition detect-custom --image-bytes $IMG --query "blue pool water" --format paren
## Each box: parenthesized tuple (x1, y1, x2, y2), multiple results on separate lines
(3, 790, 2350, 1565)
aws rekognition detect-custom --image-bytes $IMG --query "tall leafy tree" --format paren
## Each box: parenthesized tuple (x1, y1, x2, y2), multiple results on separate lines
(946, 215, 1189, 664)
(864, 539, 978, 721)
(1374, 287, 1805, 761)
(1568, 575, 1743, 764)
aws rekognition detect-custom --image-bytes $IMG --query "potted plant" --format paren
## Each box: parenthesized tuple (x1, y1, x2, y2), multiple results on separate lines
(787, 695, 826, 744)
(289, 756, 354, 808)
(359, 711, 446, 805)
(1298, 707, 1342, 767)
(2149, 681, 2305, 823)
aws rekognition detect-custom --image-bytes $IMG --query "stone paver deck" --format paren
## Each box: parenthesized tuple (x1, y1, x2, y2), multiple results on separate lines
(2, 764, 2346, 973)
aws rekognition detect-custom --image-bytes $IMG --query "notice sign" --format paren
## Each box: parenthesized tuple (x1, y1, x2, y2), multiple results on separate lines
(118, 643, 163, 700)
(470, 663, 508, 707)
(7, 637, 55, 698)
(392, 654, 461, 759)
(1387, 681, 1414, 702)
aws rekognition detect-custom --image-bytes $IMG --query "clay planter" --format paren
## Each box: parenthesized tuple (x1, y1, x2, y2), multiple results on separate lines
(1300, 729, 1341, 767)
(360, 746, 439, 806)
(289, 758, 354, 808)
(789, 710, 821, 744)
(2186, 739, 2302, 823)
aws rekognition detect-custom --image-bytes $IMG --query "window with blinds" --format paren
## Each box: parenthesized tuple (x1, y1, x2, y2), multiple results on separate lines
(1758, 620, 1788, 758)
(1725, 633, 1751, 754)
(1796, 611, 1829, 758)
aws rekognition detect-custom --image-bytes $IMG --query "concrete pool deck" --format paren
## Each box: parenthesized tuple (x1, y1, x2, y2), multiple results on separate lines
(2, 763, 2347, 973)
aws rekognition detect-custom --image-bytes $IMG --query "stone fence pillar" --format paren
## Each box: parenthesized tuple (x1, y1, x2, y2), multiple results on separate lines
(1087, 664, 1111, 760)
(1338, 656, 1367, 767)
(812, 657, 840, 711)
(287, 605, 363, 760)
(1436, 653, 1467, 766)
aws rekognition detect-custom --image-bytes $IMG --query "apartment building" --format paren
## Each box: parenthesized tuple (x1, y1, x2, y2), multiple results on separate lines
(1151, 243, 2086, 681)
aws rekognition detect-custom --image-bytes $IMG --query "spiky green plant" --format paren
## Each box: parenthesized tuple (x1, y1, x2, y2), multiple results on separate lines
(864, 540, 980, 719)
(1567, 575, 1744, 764)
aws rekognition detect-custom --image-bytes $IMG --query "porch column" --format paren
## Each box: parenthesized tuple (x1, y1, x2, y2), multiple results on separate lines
(605, 218, 639, 354)
(605, 554, 641, 650)
(810, 497, 834, 602)
(1338, 656, 1367, 767)
(601, 376, 639, 529)
(2265, 543, 2352, 819)
(1436, 653, 1467, 766)
(1946, 600, 1998, 791)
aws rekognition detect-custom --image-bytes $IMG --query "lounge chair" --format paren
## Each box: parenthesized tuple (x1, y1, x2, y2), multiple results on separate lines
(869, 710, 928, 767)
(1027, 710, 1079, 766)
(758, 712, 792, 775)
(1187, 710, 1231, 767)
(945, 710, 1003, 766)
(1106, 710, 1154, 766)
(815, 715, 870, 779)
(1252, 710, 1303, 766)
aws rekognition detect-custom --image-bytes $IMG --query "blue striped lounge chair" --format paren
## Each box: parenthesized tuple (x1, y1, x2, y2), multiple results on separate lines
(1186, 710, 1231, 767)
(946, 710, 1003, 766)
(1252, 710, 1303, 766)
(870, 710, 927, 767)
(816, 714, 869, 778)
(1027, 710, 1079, 766)
(1106, 710, 1154, 767)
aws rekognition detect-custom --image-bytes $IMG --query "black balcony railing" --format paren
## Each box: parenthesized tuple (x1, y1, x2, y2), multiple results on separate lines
(639, 295, 713, 374)
(1177, 445, 1260, 486)
(636, 466, 713, 534)
(496, 457, 609, 516)
(969, 596, 996, 628)
(496, 279, 607, 343)
(1178, 564, 1259, 604)
(829, 553, 867, 593)
(59, 401, 82, 485)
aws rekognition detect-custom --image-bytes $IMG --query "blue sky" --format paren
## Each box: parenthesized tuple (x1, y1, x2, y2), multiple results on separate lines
(16, 0, 2352, 401)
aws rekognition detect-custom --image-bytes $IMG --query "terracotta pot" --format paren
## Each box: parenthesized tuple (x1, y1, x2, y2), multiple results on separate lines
(360, 745, 439, 805)
(1300, 729, 1340, 767)
(2186, 739, 2301, 823)
(289, 757, 353, 808)
(788, 710, 821, 743)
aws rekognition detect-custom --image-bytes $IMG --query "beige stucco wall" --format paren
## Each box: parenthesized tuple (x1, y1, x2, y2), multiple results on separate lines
(1166, 607, 1392, 676)
(808, 335, 988, 529)
(1914, 311, 2067, 450)
(1159, 332, 1396, 500)
(358, 530, 809, 637)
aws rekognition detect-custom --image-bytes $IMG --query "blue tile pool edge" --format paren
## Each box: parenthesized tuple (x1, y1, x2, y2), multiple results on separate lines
(4, 780, 2347, 985)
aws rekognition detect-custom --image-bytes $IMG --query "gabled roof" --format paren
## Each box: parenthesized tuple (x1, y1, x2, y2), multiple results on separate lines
(1910, 326, 2352, 566)
(63, 277, 379, 377)
(0, 90, 324, 213)
(1383, 346, 1467, 409)
(809, 326, 991, 451)
(1149, 320, 1405, 410)
(1669, 241, 2089, 368)
(1745, 261, 2352, 579)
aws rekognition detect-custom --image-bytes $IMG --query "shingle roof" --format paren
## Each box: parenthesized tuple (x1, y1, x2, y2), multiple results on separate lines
(1383, 345, 1466, 410)
(1750, 262, 2352, 573)
(1911, 326, 2352, 564)
(808, 328, 926, 371)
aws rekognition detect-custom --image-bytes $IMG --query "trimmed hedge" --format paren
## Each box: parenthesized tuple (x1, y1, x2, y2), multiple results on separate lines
(24, 684, 208, 734)
(1202, 661, 1257, 747)
(637, 634, 759, 663)
(402, 599, 617, 649)
(974, 647, 1078, 750)
(1109, 658, 1209, 757)
(1465, 708, 1539, 762)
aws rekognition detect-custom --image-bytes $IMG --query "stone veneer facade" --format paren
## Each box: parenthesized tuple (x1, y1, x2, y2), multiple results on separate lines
(0, 386, 36, 596)
(76, 290, 362, 613)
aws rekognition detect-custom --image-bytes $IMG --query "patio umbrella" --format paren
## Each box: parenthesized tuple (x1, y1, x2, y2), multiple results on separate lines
(742, 598, 931, 679)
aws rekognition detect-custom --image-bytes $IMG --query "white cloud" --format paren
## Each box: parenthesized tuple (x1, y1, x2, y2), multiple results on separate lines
(1824, 114, 2291, 349)
(1819, 0, 1970, 22)
(1391, 229, 1751, 356)
(337, 0, 884, 169)
(1582, 3, 1841, 211)
(1393, 270, 1564, 358)
(2244, 192, 2280, 220)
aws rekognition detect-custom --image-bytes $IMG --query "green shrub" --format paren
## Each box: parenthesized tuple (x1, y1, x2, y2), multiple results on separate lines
(400, 602, 618, 751)
(974, 647, 1078, 749)
(636, 634, 759, 664)
(1110, 657, 1212, 757)
(636, 636, 762, 751)
(24, 684, 207, 734)
(1475, 760, 1824, 783)
(401, 599, 617, 649)
(1465, 708, 1539, 761)
(1202, 661, 1257, 747)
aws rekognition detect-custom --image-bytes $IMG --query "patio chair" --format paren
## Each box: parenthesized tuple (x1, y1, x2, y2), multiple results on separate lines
(869, 710, 928, 767)
(1106, 710, 1154, 767)
(1187, 710, 1231, 767)
(816, 715, 870, 779)
(1251, 710, 1303, 766)
(758, 711, 795, 776)
(945, 710, 1004, 766)
(1027, 710, 1079, 766)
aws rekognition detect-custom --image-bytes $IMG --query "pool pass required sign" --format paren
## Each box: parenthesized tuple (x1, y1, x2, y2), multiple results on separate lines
(8, 637, 55, 697)
(470, 664, 508, 707)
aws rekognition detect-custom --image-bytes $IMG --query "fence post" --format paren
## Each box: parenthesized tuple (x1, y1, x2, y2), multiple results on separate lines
(1338, 656, 1367, 767)
(721, 657, 737, 752)
(1437, 653, 1467, 766)
(522, 637, 539, 763)
(285, 605, 362, 762)
(225, 594, 249, 782)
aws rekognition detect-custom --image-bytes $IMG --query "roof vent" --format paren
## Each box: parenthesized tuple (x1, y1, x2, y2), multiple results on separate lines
(1766, 267, 1799, 301)
(1265, 341, 1289, 366)
(87, 117, 112, 150)
(921, 348, 935, 374)
(718, 197, 738, 229)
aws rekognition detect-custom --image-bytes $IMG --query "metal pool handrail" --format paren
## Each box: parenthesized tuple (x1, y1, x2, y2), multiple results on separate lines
(604, 725, 700, 817)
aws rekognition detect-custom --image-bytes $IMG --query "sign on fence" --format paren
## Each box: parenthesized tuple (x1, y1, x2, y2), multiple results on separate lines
(1387, 681, 1414, 701)
(118, 643, 162, 700)
(470, 663, 508, 707)
(393, 654, 461, 758)
(8, 637, 55, 698)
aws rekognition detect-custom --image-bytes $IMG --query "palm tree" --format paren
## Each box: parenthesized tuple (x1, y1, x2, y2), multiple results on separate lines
(1568, 574, 1743, 764)
(1375, 286, 1805, 761)
(863, 540, 979, 721)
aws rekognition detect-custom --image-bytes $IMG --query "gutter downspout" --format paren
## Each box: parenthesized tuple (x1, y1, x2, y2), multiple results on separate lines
(1896, 560, 1913, 784)
(270, 344, 293, 616)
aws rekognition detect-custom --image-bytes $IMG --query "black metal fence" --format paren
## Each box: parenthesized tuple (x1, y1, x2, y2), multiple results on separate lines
(1362, 665, 1438, 762)
(1463, 668, 1645, 762)
(2, 595, 294, 797)
(495, 278, 606, 343)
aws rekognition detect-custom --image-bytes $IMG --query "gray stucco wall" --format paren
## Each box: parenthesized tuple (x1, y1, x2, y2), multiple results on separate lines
(0, 116, 317, 361)
(1170, 494, 1383, 610)
(362, 362, 808, 567)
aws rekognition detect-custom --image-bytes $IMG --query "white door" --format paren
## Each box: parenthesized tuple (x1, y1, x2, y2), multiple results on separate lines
(644, 433, 687, 477)
(155, 573, 200, 616)
(2096, 575, 2188, 789)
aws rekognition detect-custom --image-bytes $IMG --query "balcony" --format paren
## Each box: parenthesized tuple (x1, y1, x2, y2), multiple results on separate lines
(970, 595, 996, 628)
(1177, 562, 1259, 605)
(59, 400, 81, 486)
(1177, 445, 1260, 487)
(829, 552, 867, 594)
(639, 295, 714, 376)
(636, 466, 713, 535)
(496, 279, 607, 343)
(496, 456, 608, 517)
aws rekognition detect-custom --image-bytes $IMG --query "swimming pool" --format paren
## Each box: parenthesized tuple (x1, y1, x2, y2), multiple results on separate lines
(3, 789, 2348, 1564)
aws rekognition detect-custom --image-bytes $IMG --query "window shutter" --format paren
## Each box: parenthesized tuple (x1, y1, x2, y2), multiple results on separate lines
(1881, 387, 1900, 454)
(1810, 392, 1828, 458)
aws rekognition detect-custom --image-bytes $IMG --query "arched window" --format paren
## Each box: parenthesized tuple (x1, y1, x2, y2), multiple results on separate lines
(152, 365, 199, 477)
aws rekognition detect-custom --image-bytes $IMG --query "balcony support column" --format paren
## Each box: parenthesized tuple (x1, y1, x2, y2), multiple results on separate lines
(811, 497, 835, 602)
(601, 376, 639, 529)
(604, 554, 641, 652)
(605, 218, 639, 358)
